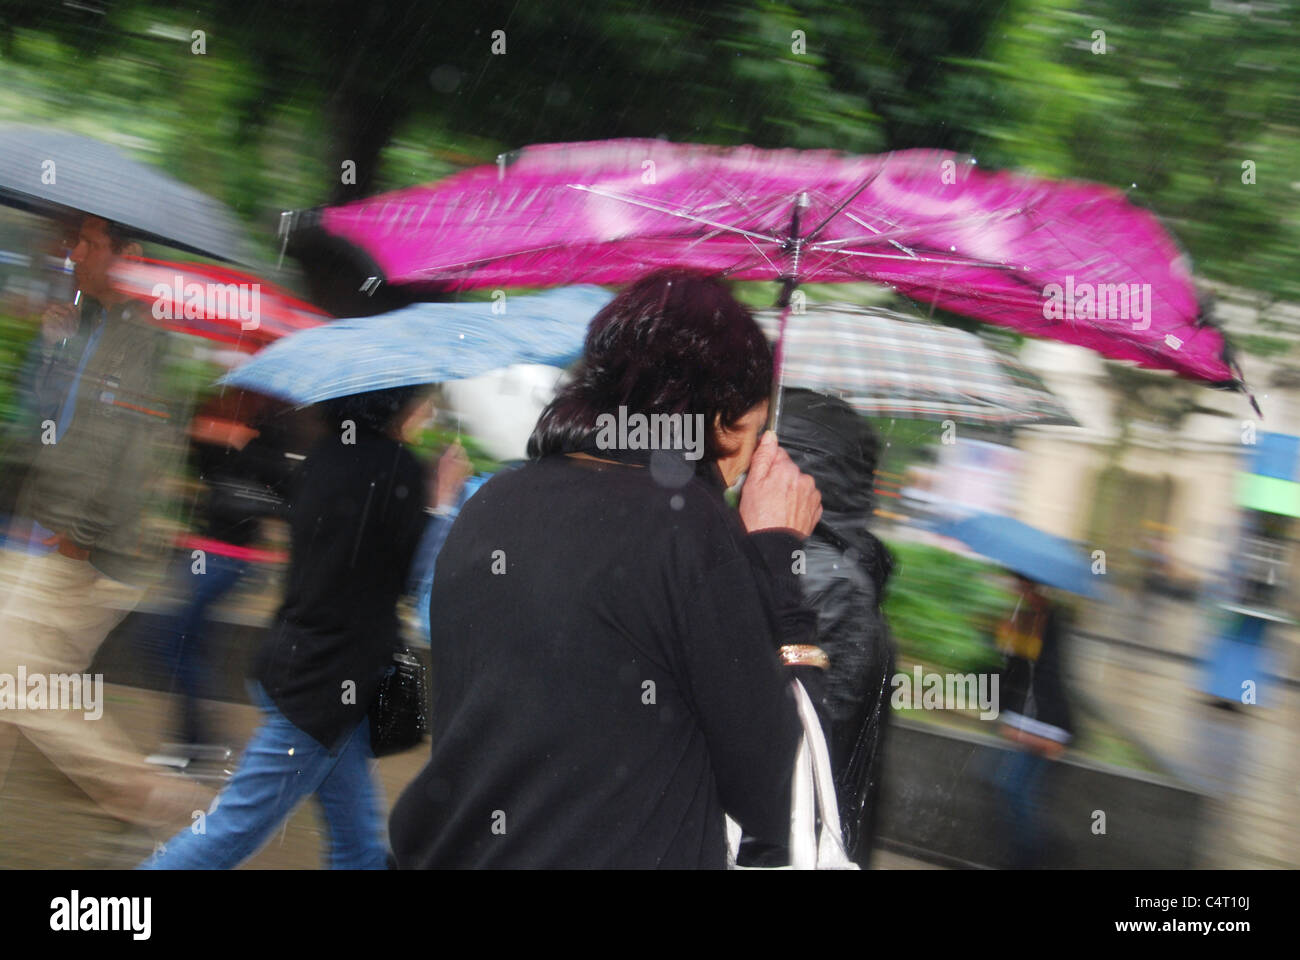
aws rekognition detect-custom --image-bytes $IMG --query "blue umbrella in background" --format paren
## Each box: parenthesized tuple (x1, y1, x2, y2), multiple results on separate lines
(220, 285, 612, 405)
(932, 512, 1102, 598)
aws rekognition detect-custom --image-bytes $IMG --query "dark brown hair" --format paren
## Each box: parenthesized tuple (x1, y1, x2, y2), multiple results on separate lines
(527, 268, 772, 462)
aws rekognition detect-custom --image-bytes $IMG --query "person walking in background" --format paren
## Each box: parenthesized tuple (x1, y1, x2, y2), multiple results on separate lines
(0, 213, 209, 833)
(147, 392, 303, 766)
(777, 387, 896, 866)
(993, 573, 1075, 868)
(389, 269, 824, 869)
(142, 385, 428, 869)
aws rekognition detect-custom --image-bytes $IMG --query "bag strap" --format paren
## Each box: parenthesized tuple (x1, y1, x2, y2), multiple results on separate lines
(725, 679, 858, 870)
(789, 678, 856, 869)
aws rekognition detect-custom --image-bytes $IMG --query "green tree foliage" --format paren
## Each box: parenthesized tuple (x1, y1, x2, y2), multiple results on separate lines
(882, 540, 1013, 675)
(962, 0, 1300, 301)
(0, 1, 1295, 298)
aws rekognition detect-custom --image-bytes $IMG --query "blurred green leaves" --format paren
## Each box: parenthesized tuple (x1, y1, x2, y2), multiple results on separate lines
(882, 539, 1012, 675)
(2, 0, 1295, 307)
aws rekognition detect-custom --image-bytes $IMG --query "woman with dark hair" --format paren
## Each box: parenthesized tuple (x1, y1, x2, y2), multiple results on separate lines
(389, 268, 824, 868)
(143, 385, 428, 869)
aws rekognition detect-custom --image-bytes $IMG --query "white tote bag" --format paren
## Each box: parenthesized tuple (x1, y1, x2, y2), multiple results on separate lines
(725, 678, 859, 870)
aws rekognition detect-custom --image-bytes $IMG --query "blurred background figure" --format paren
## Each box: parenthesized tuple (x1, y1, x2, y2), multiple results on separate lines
(146, 390, 303, 768)
(992, 574, 1074, 868)
(1201, 434, 1298, 710)
(0, 212, 208, 831)
(778, 387, 896, 866)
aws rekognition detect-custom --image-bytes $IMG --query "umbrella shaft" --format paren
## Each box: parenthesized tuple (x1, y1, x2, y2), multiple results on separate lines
(768, 280, 798, 431)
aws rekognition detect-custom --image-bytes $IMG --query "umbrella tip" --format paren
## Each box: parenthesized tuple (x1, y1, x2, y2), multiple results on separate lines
(276, 211, 296, 269)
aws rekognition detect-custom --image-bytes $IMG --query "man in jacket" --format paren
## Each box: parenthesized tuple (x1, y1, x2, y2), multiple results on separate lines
(0, 213, 208, 833)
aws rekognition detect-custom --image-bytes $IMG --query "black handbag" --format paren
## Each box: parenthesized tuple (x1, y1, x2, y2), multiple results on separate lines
(369, 647, 429, 758)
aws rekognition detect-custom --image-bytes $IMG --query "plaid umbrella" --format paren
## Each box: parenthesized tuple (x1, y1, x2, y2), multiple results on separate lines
(754, 303, 1078, 426)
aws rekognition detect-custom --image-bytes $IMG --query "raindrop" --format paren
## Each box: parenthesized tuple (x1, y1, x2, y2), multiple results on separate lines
(430, 65, 461, 93)
(670, 494, 685, 510)
(650, 450, 693, 489)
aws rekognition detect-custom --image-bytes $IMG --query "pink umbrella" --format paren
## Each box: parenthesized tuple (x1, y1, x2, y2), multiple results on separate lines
(295, 139, 1247, 414)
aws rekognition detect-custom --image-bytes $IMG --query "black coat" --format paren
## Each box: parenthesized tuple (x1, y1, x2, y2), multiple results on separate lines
(254, 428, 426, 750)
(388, 447, 816, 868)
(779, 388, 896, 864)
(998, 605, 1074, 741)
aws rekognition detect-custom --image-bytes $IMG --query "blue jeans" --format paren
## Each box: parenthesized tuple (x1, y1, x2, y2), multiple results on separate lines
(996, 745, 1050, 868)
(161, 552, 247, 744)
(139, 683, 387, 869)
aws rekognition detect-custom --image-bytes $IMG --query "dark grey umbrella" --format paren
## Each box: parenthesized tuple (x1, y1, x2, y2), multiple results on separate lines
(0, 125, 254, 264)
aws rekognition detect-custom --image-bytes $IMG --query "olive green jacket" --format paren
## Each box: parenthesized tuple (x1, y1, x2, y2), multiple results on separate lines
(19, 298, 183, 586)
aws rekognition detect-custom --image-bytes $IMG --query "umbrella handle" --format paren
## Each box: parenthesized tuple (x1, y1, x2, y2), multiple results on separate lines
(768, 194, 807, 433)
(767, 276, 799, 432)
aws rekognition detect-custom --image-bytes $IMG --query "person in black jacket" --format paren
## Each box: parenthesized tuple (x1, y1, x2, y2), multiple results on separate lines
(389, 269, 824, 868)
(142, 386, 427, 870)
(777, 388, 896, 866)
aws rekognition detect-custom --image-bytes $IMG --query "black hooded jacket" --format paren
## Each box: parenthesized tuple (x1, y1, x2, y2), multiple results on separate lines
(778, 388, 896, 864)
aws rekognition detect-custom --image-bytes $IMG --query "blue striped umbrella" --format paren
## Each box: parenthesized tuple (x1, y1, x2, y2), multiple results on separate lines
(220, 286, 611, 405)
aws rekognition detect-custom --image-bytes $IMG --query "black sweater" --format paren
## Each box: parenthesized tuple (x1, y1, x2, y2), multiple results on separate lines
(389, 450, 816, 868)
(254, 429, 426, 750)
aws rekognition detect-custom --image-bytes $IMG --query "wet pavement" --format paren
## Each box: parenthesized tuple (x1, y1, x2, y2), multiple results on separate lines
(0, 683, 939, 869)
(1073, 590, 1300, 868)
(2, 557, 1293, 869)
(0, 684, 422, 869)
